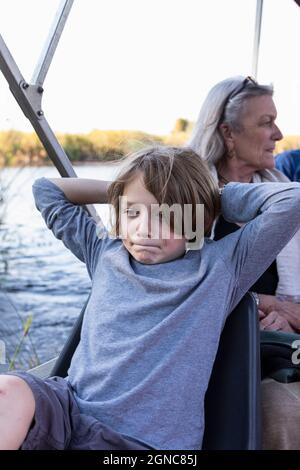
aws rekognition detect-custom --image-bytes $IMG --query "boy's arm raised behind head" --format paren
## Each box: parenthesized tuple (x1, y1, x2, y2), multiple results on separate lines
(218, 181, 300, 311)
(47, 178, 110, 205)
(32, 177, 111, 279)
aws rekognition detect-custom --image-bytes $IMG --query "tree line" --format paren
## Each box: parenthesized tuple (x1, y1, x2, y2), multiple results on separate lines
(0, 119, 299, 167)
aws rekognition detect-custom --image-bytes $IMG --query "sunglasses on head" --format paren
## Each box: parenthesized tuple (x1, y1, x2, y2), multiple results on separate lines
(220, 76, 258, 121)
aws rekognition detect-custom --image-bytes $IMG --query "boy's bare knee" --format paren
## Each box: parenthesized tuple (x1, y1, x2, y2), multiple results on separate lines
(0, 374, 32, 397)
(0, 375, 35, 417)
(0, 375, 36, 449)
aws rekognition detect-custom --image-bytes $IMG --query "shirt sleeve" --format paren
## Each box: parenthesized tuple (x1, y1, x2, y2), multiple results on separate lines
(32, 177, 107, 279)
(275, 153, 294, 181)
(218, 181, 300, 310)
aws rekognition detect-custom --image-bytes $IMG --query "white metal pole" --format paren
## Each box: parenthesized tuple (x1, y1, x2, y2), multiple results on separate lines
(0, 33, 99, 222)
(252, 0, 264, 79)
(31, 0, 75, 87)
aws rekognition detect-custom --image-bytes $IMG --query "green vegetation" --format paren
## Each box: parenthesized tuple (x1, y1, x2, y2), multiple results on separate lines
(0, 119, 192, 167)
(0, 130, 46, 166)
(1, 119, 298, 167)
(0, 289, 40, 371)
(8, 313, 39, 371)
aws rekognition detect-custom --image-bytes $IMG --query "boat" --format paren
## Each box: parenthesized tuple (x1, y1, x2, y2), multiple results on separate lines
(0, 0, 299, 450)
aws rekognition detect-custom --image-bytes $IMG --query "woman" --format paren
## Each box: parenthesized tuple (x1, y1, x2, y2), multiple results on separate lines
(189, 76, 300, 334)
(188, 76, 300, 450)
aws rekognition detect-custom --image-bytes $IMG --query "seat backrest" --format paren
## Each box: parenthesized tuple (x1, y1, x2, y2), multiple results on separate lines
(202, 292, 261, 450)
(51, 292, 261, 450)
(50, 299, 87, 378)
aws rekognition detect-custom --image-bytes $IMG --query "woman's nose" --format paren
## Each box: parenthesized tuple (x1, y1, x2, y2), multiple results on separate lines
(273, 124, 283, 141)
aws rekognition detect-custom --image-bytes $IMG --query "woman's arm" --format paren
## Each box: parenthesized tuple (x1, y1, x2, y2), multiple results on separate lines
(47, 178, 110, 205)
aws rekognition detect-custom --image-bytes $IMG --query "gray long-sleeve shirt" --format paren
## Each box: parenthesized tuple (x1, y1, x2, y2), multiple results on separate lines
(32, 178, 300, 450)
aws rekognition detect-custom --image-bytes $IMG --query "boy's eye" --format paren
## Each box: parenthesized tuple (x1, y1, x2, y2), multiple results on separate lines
(124, 208, 140, 217)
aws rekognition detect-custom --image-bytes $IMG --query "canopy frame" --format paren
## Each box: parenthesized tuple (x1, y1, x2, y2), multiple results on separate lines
(252, 0, 264, 79)
(0, 0, 99, 220)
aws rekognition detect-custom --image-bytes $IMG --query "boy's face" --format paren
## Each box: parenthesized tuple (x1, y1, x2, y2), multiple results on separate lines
(119, 173, 186, 264)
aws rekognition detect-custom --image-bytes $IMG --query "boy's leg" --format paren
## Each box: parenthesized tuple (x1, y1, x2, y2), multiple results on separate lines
(0, 372, 154, 451)
(0, 375, 35, 450)
(3, 372, 77, 450)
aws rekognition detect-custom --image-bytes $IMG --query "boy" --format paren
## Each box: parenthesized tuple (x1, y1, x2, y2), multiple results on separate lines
(1, 146, 300, 450)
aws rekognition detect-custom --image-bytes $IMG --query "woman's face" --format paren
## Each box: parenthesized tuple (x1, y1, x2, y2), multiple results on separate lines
(228, 95, 283, 171)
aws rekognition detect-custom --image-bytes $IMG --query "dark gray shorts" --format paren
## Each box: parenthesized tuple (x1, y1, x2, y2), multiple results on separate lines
(7, 372, 154, 450)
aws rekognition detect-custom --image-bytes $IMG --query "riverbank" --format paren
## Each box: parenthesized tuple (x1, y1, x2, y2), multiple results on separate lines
(0, 128, 190, 167)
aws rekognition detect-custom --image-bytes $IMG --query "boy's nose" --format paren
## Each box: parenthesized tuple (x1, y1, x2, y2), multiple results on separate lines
(137, 215, 149, 238)
(136, 213, 151, 238)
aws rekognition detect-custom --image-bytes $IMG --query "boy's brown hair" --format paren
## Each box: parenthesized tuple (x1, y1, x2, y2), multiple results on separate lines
(107, 145, 220, 237)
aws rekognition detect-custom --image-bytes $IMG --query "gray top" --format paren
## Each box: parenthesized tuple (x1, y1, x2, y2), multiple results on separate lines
(32, 178, 300, 450)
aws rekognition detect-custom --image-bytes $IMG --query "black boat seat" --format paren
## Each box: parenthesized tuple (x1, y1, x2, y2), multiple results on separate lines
(202, 292, 261, 450)
(51, 292, 261, 450)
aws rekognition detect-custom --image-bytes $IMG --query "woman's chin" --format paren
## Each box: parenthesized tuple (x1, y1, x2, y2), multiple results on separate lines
(260, 155, 275, 171)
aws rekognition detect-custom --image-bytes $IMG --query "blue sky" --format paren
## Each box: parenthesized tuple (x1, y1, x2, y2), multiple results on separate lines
(0, 0, 300, 136)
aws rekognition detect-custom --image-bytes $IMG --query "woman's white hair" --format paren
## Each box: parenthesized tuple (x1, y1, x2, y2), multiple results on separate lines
(188, 76, 273, 167)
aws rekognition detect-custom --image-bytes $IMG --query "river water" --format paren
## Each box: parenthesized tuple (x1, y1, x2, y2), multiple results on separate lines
(0, 164, 120, 371)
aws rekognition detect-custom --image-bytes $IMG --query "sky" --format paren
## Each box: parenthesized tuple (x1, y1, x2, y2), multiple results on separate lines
(0, 0, 300, 136)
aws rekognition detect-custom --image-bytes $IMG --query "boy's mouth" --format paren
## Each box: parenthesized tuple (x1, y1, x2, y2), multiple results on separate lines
(130, 238, 160, 246)
(131, 242, 161, 250)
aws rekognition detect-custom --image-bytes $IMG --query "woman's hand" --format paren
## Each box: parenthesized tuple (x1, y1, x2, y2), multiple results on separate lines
(258, 294, 300, 333)
(270, 299, 300, 332)
(259, 310, 295, 332)
(257, 294, 277, 313)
